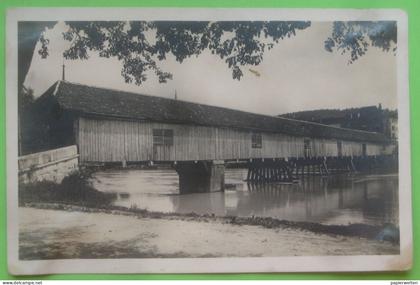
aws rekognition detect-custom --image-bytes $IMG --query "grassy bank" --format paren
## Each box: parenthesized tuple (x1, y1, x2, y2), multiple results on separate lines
(19, 170, 116, 207)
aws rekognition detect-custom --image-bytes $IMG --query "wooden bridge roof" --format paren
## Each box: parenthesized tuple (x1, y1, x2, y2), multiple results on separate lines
(39, 80, 388, 143)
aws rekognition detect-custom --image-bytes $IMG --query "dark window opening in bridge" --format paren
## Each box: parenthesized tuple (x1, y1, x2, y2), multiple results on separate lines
(251, 133, 262, 148)
(362, 143, 367, 156)
(337, 140, 343, 156)
(304, 139, 312, 157)
(153, 129, 174, 146)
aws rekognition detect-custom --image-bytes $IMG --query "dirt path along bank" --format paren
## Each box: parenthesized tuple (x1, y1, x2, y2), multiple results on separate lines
(19, 207, 399, 260)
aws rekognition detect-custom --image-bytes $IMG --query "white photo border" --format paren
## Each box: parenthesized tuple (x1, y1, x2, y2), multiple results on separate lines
(6, 8, 412, 275)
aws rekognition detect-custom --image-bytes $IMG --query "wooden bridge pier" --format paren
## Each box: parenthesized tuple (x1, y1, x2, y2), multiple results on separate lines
(246, 159, 294, 183)
(325, 156, 356, 174)
(245, 156, 361, 184)
(352, 154, 398, 173)
(290, 157, 330, 177)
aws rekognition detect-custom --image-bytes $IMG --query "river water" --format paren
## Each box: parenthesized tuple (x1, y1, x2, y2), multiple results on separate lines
(91, 168, 399, 227)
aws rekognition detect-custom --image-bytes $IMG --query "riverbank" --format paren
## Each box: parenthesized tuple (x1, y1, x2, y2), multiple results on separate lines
(19, 205, 399, 259)
(22, 201, 400, 241)
(19, 171, 116, 207)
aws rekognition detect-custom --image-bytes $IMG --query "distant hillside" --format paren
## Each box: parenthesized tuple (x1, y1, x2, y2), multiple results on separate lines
(279, 105, 397, 134)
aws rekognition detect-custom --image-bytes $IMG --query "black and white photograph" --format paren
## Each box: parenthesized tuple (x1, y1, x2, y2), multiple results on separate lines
(6, 8, 412, 274)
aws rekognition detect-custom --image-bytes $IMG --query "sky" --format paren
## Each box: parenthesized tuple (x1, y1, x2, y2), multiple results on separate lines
(24, 21, 397, 116)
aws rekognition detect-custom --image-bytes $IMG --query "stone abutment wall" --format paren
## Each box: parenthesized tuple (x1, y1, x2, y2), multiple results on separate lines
(18, 145, 79, 184)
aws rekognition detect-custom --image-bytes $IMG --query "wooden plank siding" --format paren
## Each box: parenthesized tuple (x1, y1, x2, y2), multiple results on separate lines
(77, 116, 386, 163)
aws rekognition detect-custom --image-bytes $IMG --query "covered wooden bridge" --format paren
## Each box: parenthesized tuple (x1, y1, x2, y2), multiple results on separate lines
(33, 81, 395, 193)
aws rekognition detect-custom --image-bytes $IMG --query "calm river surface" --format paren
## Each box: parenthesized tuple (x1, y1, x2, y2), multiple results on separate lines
(92, 168, 399, 226)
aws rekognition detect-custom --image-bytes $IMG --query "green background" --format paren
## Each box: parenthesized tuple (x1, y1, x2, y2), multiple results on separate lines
(0, 0, 418, 280)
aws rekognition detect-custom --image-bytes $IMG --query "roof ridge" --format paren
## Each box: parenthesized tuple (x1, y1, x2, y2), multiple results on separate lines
(55, 80, 386, 139)
(59, 80, 182, 103)
(58, 80, 297, 119)
(53, 80, 61, 96)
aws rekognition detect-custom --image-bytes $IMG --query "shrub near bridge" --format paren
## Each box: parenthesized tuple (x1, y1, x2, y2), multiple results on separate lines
(18, 169, 116, 207)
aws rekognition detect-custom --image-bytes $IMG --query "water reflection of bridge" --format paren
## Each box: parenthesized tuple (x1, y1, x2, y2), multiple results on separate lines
(169, 174, 399, 225)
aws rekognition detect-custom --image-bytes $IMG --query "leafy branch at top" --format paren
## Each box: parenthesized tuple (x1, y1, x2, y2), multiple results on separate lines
(324, 21, 397, 64)
(54, 21, 311, 84)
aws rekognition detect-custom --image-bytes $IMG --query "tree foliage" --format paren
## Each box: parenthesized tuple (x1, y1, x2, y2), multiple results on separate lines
(48, 21, 311, 84)
(18, 22, 56, 89)
(20, 20, 397, 88)
(324, 21, 397, 63)
(18, 87, 37, 154)
(18, 87, 35, 121)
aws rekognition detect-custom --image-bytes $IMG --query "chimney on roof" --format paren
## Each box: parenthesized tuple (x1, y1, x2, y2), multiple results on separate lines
(174, 89, 178, 100)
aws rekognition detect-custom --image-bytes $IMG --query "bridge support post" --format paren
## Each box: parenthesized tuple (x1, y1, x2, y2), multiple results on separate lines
(174, 160, 225, 194)
(246, 160, 294, 183)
